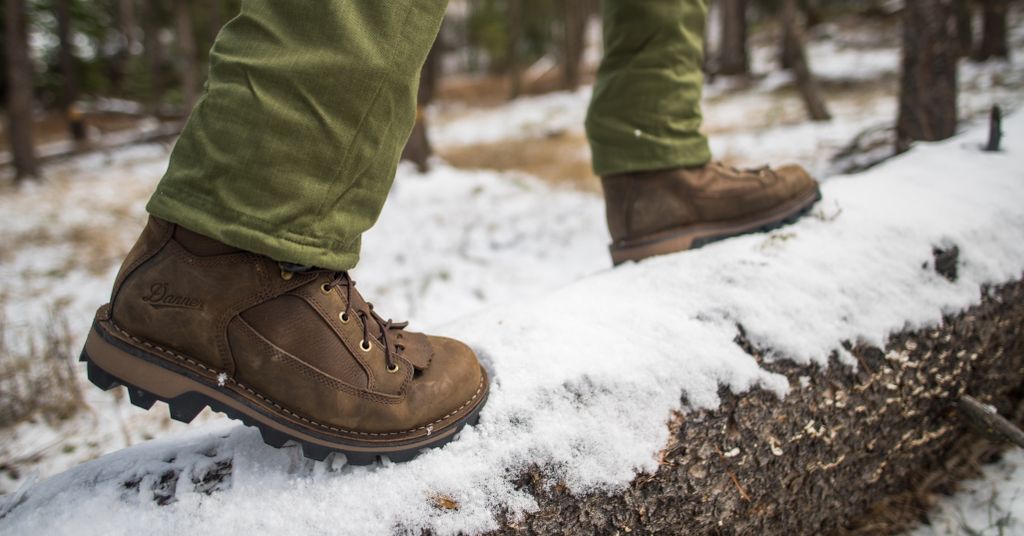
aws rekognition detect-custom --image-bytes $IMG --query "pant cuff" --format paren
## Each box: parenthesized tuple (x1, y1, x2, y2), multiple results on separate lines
(146, 186, 360, 271)
(591, 135, 711, 177)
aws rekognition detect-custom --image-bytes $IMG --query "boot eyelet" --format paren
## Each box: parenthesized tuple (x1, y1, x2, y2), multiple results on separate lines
(320, 283, 333, 294)
(280, 268, 294, 281)
(386, 363, 400, 374)
(360, 340, 372, 352)
(339, 312, 350, 324)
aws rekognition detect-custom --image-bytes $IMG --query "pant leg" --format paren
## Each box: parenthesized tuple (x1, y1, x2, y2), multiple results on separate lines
(585, 0, 711, 177)
(147, 0, 447, 271)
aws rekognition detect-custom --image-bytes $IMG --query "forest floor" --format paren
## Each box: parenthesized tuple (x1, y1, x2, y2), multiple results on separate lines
(1, 11, 1024, 536)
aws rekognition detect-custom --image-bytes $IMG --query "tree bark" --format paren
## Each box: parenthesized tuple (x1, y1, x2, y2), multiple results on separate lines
(718, 0, 749, 75)
(486, 278, 1024, 535)
(779, 27, 797, 70)
(896, 0, 958, 154)
(4, 0, 39, 181)
(400, 40, 442, 173)
(173, 0, 199, 111)
(101, 276, 1024, 534)
(974, 0, 1010, 61)
(561, 0, 589, 90)
(953, 0, 974, 57)
(207, 0, 224, 49)
(507, 0, 523, 100)
(141, 0, 166, 114)
(781, 0, 831, 121)
(780, 0, 822, 72)
(108, 0, 138, 95)
(55, 0, 86, 142)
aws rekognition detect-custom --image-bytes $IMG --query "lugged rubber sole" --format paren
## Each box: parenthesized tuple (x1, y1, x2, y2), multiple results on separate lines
(610, 188, 823, 265)
(80, 321, 488, 465)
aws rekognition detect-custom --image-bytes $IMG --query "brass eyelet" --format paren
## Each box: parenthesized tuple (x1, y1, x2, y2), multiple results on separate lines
(360, 340, 372, 352)
(339, 311, 349, 324)
(280, 268, 294, 281)
(386, 363, 400, 374)
(320, 283, 333, 294)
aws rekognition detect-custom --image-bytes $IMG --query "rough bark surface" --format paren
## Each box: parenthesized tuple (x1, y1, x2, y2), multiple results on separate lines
(896, 0, 959, 153)
(400, 41, 441, 173)
(781, 0, 831, 121)
(974, 0, 1010, 61)
(3, 0, 39, 180)
(560, 0, 590, 90)
(173, 0, 198, 110)
(507, 0, 524, 100)
(477, 277, 1024, 535)
(142, 0, 166, 114)
(953, 0, 974, 57)
(718, 0, 750, 75)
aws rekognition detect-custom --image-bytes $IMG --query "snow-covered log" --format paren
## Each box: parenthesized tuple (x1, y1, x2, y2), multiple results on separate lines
(2, 116, 1023, 535)
(499, 279, 1024, 534)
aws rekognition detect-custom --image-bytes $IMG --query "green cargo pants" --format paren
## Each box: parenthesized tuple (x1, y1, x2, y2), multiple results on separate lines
(147, 0, 711, 271)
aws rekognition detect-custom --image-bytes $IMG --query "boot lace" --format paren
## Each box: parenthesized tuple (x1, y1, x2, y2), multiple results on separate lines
(321, 271, 407, 371)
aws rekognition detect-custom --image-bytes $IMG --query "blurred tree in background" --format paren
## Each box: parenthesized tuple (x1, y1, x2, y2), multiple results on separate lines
(0, 0, 1014, 180)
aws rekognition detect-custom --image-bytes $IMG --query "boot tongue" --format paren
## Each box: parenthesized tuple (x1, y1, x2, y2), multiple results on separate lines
(398, 332, 432, 370)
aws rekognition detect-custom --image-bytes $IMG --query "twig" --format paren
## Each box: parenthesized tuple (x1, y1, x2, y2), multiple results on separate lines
(956, 395, 1024, 448)
(715, 446, 751, 502)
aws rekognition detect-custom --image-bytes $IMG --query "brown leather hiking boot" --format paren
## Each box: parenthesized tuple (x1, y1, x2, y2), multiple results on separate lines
(602, 161, 821, 264)
(80, 217, 489, 463)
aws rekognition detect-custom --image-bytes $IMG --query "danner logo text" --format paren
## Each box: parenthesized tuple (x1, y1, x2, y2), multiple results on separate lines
(141, 283, 204, 310)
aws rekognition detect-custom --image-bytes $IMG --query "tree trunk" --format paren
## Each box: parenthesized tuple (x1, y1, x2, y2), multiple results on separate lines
(55, 0, 86, 142)
(953, 0, 974, 57)
(561, 0, 589, 90)
(507, 0, 523, 100)
(780, 0, 821, 70)
(400, 40, 441, 173)
(974, 0, 1010, 61)
(108, 0, 138, 95)
(3, 0, 39, 181)
(896, 0, 958, 154)
(55, 277, 1024, 534)
(781, 0, 831, 121)
(779, 27, 797, 70)
(718, 0, 749, 76)
(208, 0, 224, 48)
(142, 0, 165, 114)
(419, 36, 442, 106)
(173, 0, 199, 111)
(800, 0, 821, 27)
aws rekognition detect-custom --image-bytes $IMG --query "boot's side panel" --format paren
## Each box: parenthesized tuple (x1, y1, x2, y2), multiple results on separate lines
(110, 216, 174, 306)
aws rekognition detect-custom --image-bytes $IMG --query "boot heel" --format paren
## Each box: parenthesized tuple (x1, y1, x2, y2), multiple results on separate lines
(84, 358, 121, 390)
(83, 325, 198, 401)
(82, 326, 212, 423)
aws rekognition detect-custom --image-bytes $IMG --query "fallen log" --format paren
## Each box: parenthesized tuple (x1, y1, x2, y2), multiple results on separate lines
(496, 278, 1024, 535)
(1, 113, 1022, 536)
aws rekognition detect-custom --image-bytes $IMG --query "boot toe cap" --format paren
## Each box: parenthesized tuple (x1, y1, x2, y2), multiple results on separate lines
(776, 164, 819, 197)
(406, 335, 487, 424)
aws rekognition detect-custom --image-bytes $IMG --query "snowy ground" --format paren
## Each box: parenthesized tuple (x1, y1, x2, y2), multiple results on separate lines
(912, 449, 1024, 536)
(1, 15, 1024, 536)
(431, 15, 1024, 184)
(0, 150, 609, 495)
(1, 95, 1023, 536)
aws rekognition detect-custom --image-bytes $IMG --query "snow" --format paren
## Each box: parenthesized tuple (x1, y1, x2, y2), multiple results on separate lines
(431, 34, 1024, 181)
(912, 449, 1024, 536)
(1, 107, 1023, 535)
(3, 13, 1024, 534)
(0, 152, 608, 497)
